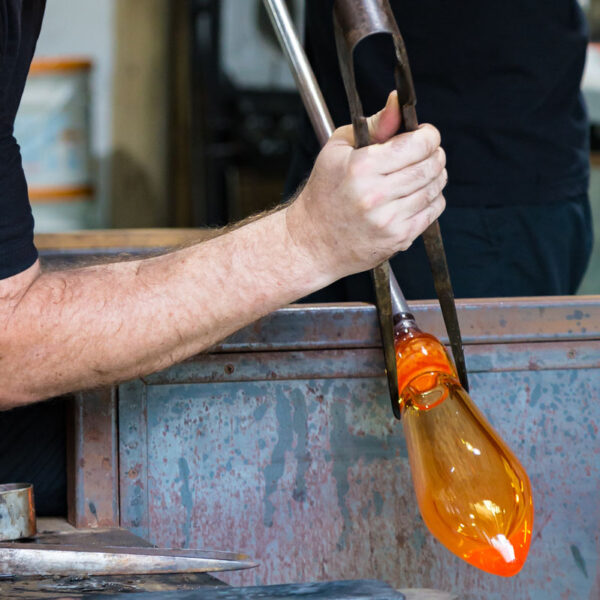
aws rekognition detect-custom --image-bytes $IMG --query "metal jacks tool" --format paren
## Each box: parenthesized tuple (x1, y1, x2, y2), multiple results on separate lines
(333, 0, 469, 396)
(263, 0, 469, 416)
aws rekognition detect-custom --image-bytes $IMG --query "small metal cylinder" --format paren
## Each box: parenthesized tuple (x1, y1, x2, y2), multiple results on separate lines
(0, 483, 36, 541)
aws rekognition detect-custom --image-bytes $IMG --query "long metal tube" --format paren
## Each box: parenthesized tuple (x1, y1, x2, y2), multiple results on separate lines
(262, 0, 410, 315)
(263, 0, 334, 146)
(390, 274, 410, 316)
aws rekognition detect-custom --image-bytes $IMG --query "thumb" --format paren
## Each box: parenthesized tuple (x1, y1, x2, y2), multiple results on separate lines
(329, 91, 401, 147)
(368, 91, 401, 144)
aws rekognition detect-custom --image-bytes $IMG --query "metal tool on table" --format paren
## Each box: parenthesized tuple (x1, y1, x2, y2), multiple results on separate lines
(264, 0, 469, 413)
(0, 481, 255, 576)
(0, 543, 257, 576)
(0, 483, 36, 542)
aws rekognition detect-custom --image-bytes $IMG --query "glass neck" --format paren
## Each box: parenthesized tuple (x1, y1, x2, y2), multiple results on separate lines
(393, 312, 421, 339)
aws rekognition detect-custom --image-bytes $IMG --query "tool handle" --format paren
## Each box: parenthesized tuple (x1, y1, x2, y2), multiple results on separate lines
(399, 104, 419, 133)
(334, 0, 418, 146)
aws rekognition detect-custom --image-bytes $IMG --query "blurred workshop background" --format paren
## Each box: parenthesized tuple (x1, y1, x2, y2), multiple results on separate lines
(14, 0, 600, 292)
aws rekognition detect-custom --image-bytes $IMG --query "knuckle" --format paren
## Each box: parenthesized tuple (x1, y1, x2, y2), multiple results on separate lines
(434, 193, 447, 216)
(403, 221, 422, 246)
(358, 191, 380, 212)
(428, 157, 442, 180)
(428, 196, 445, 224)
(378, 215, 396, 236)
(396, 234, 414, 252)
(437, 147, 447, 168)
(425, 182, 439, 203)
(427, 207, 437, 228)
(440, 168, 449, 188)
(434, 172, 446, 195)
(419, 124, 441, 156)
(367, 190, 386, 210)
(410, 163, 427, 183)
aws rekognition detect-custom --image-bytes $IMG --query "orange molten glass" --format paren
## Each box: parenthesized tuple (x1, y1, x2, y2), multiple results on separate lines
(394, 316, 534, 577)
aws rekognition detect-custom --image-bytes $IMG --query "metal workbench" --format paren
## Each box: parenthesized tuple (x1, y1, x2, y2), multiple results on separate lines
(65, 297, 600, 600)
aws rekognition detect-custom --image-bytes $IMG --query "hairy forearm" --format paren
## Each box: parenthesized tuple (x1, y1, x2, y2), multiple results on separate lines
(1, 97, 448, 408)
(0, 207, 330, 407)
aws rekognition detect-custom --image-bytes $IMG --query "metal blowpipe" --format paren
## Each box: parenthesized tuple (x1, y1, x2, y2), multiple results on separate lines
(262, 0, 410, 319)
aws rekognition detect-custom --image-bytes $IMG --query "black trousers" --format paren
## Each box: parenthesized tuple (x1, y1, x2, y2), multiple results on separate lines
(296, 196, 593, 304)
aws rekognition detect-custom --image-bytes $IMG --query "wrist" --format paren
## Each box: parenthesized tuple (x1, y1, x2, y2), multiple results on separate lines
(283, 194, 341, 288)
(274, 205, 334, 297)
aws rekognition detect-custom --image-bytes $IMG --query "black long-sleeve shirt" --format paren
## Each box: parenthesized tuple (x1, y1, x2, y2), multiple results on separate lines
(288, 0, 590, 208)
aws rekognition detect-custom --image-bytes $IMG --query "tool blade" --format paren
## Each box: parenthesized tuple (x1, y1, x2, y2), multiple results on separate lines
(421, 222, 469, 391)
(0, 543, 258, 576)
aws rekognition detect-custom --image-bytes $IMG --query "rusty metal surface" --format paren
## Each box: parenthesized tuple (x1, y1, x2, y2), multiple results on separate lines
(213, 298, 600, 352)
(138, 340, 598, 387)
(115, 300, 600, 599)
(0, 483, 36, 541)
(67, 389, 119, 529)
(32, 523, 157, 548)
(0, 575, 223, 599)
(92, 580, 407, 600)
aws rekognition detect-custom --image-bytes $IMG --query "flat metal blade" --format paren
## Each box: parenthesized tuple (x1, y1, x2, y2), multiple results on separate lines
(0, 543, 258, 576)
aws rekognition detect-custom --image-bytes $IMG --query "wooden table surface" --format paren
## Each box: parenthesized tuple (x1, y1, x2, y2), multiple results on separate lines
(35, 229, 215, 251)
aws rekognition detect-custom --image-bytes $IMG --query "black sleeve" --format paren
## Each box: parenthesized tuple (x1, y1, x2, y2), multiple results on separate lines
(0, 0, 46, 280)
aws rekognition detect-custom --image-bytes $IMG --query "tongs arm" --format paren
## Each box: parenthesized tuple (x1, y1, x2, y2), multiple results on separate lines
(333, 0, 469, 393)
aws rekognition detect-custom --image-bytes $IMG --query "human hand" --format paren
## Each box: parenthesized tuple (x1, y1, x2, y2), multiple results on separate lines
(286, 91, 447, 280)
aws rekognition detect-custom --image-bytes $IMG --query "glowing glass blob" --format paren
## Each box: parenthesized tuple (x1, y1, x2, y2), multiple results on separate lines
(394, 314, 534, 577)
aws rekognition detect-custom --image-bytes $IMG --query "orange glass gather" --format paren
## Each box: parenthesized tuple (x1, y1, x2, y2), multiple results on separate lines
(394, 315, 534, 577)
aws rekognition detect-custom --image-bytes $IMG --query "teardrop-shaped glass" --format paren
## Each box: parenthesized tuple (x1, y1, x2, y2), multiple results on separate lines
(395, 317, 534, 577)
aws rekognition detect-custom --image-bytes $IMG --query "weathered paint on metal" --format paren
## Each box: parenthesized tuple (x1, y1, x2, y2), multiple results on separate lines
(115, 300, 600, 599)
(0, 484, 36, 541)
(119, 379, 150, 540)
(140, 341, 599, 388)
(67, 389, 119, 529)
(214, 299, 600, 352)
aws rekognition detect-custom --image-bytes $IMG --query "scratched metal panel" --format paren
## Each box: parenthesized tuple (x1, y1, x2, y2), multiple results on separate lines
(139, 341, 600, 387)
(119, 357, 600, 598)
(119, 379, 150, 541)
(212, 299, 600, 352)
